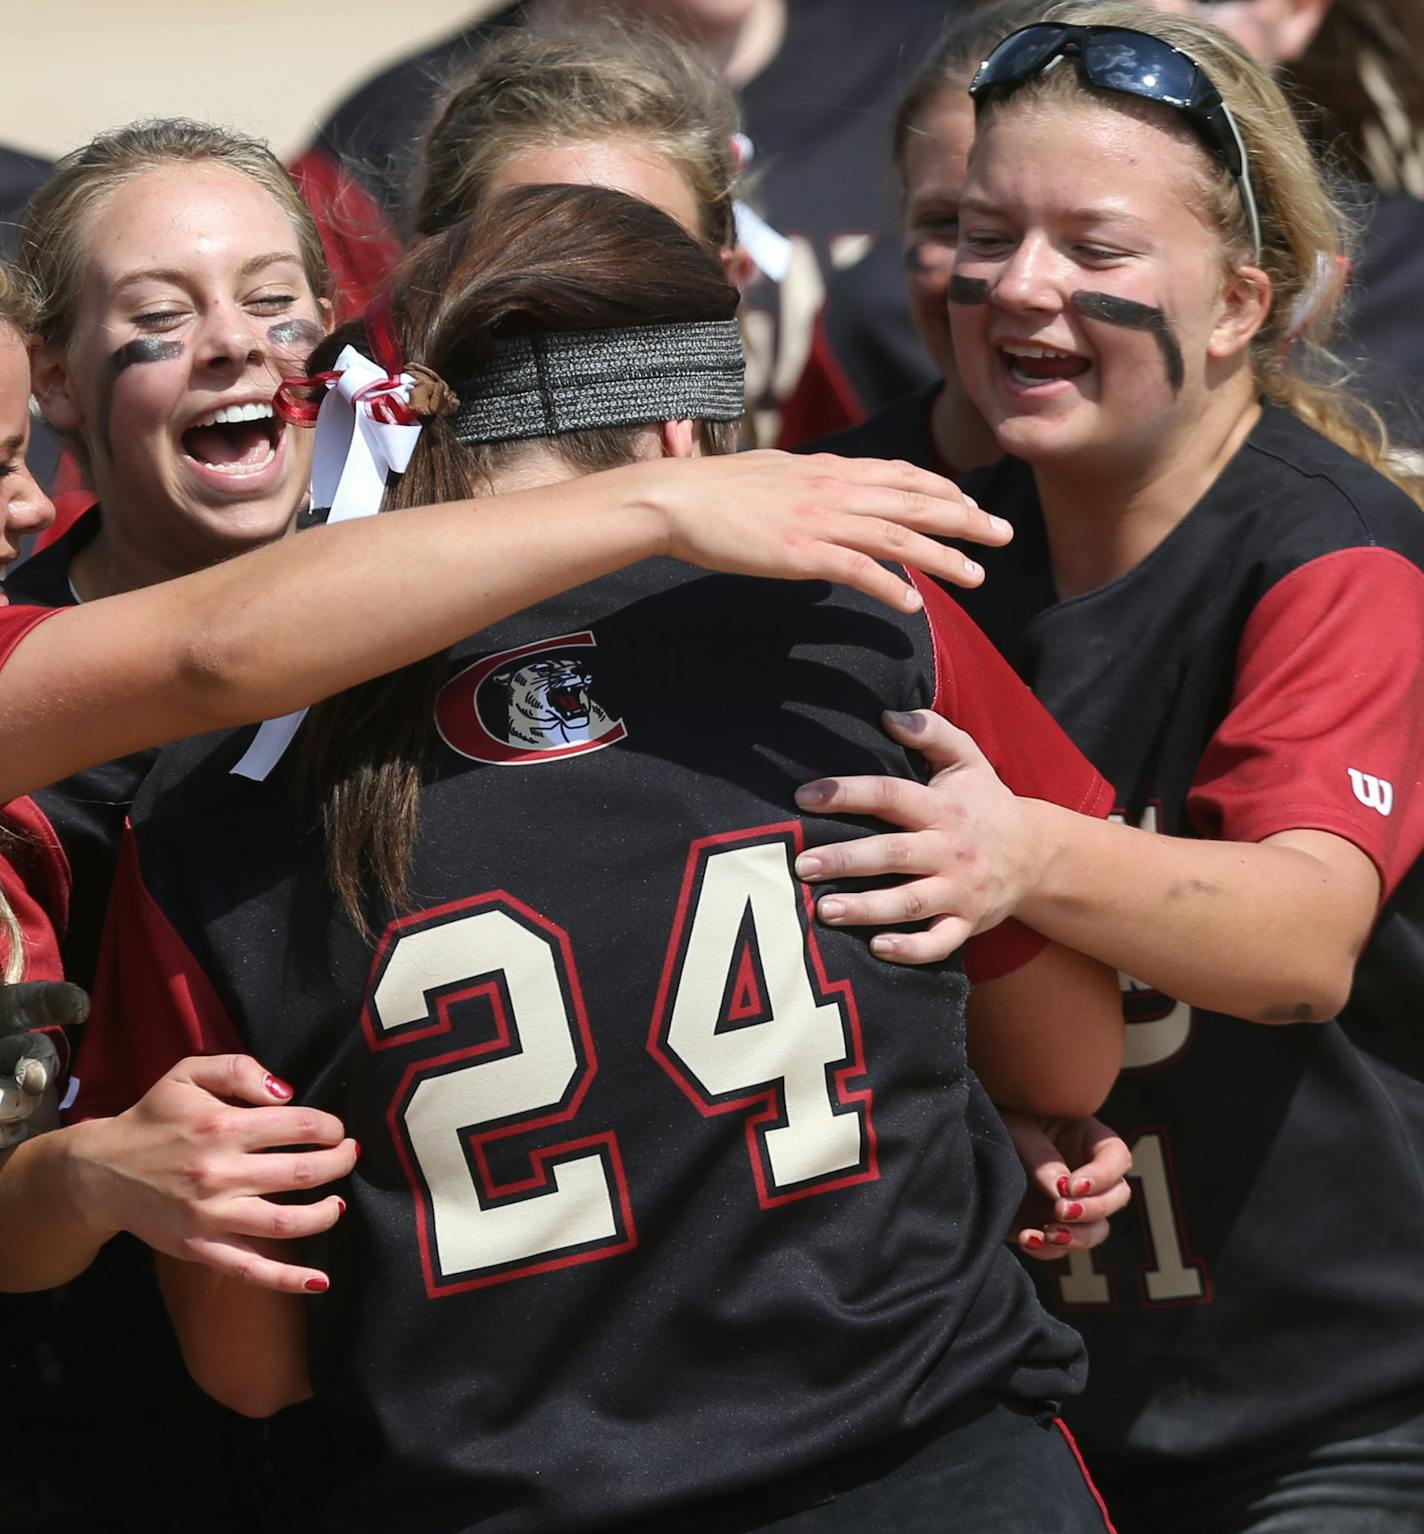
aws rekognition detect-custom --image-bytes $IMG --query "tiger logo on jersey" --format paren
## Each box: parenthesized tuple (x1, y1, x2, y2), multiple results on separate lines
(435, 631, 628, 766)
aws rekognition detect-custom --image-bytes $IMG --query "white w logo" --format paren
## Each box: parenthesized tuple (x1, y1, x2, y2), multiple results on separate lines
(1347, 768, 1393, 817)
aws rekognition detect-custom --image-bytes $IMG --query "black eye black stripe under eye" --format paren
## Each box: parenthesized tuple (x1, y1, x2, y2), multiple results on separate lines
(100, 339, 186, 459)
(110, 338, 184, 375)
(267, 319, 324, 351)
(947, 276, 990, 305)
(1070, 291, 1184, 392)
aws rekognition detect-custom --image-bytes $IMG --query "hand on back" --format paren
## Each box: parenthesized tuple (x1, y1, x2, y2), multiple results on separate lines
(794, 707, 1040, 961)
(653, 451, 1012, 614)
(73, 1054, 354, 1294)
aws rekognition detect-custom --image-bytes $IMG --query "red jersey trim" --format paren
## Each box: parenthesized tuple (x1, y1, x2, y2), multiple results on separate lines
(0, 602, 60, 670)
(907, 569, 1114, 983)
(0, 795, 68, 1025)
(33, 485, 96, 553)
(1187, 547, 1424, 903)
(1052, 1418, 1119, 1533)
(775, 309, 864, 450)
(69, 828, 245, 1122)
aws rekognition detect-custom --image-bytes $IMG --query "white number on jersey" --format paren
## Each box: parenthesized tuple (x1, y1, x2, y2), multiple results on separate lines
(1056, 1129, 1208, 1308)
(365, 826, 874, 1297)
(649, 829, 875, 1205)
(365, 894, 635, 1297)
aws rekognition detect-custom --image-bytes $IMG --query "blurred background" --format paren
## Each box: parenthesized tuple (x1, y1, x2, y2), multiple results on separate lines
(1, 0, 501, 160)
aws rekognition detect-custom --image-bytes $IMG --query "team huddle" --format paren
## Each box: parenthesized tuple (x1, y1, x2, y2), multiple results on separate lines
(1, 1, 1422, 1531)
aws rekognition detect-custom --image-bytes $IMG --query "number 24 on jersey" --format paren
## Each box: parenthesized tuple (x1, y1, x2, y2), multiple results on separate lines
(360, 825, 877, 1298)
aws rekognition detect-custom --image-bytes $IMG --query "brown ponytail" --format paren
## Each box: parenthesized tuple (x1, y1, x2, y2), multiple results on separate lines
(298, 184, 740, 936)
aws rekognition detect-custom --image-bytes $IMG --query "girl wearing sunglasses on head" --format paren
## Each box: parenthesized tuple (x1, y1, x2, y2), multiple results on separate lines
(796, 4, 1424, 1530)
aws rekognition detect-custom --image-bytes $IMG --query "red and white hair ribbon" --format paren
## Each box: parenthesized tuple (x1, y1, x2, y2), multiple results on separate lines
(1285, 250, 1352, 347)
(232, 312, 424, 782)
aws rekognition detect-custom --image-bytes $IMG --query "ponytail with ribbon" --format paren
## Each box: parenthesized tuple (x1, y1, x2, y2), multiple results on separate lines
(231, 301, 457, 782)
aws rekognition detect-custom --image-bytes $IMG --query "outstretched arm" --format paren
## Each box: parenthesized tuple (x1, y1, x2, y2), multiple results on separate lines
(0, 453, 1008, 802)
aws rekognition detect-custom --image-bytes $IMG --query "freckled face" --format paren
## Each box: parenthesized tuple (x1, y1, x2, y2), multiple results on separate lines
(488, 139, 705, 240)
(900, 89, 975, 379)
(61, 163, 327, 569)
(950, 99, 1236, 469)
(0, 328, 54, 571)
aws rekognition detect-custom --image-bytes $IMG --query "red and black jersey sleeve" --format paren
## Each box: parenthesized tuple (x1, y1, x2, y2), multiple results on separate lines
(0, 598, 58, 669)
(1, 797, 67, 981)
(1, 796, 73, 1072)
(69, 829, 244, 1123)
(1187, 547, 1424, 901)
(910, 570, 1115, 983)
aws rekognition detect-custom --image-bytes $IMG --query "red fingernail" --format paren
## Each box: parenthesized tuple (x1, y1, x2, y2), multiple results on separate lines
(336, 1198, 347, 1215)
(304, 1276, 329, 1293)
(1056, 1176, 1070, 1198)
(264, 1074, 294, 1100)
(353, 1140, 362, 1160)
(1072, 1178, 1094, 1197)
(1049, 1228, 1073, 1247)
(1064, 1201, 1085, 1220)
(1024, 1232, 1045, 1250)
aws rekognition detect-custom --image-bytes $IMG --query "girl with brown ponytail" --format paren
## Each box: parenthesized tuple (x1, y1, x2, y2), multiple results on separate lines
(82, 182, 1128, 1532)
(0, 116, 1003, 1533)
(0, 120, 995, 1293)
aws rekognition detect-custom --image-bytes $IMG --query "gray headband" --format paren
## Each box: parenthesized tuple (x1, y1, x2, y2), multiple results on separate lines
(449, 319, 745, 445)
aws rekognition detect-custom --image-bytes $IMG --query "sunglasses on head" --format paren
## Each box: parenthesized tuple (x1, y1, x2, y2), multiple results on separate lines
(969, 23, 1263, 261)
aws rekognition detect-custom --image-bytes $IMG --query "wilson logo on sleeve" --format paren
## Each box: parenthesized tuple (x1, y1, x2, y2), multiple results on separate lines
(1347, 769, 1394, 817)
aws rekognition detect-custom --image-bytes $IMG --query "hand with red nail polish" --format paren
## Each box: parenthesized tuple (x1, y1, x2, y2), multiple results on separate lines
(48, 1053, 356, 1297)
(1001, 1109, 1133, 1260)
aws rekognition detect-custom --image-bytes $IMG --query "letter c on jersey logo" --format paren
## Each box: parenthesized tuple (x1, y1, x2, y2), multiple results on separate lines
(436, 631, 628, 766)
(1347, 768, 1393, 818)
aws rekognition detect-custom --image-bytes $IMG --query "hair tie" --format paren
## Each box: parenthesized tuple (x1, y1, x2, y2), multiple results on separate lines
(235, 309, 428, 784)
(406, 362, 461, 419)
(1285, 251, 1351, 346)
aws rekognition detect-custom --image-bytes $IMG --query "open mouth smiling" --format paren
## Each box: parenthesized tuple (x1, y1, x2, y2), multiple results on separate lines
(181, 399, 284, 478)
(999, 341, 1092, 387)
